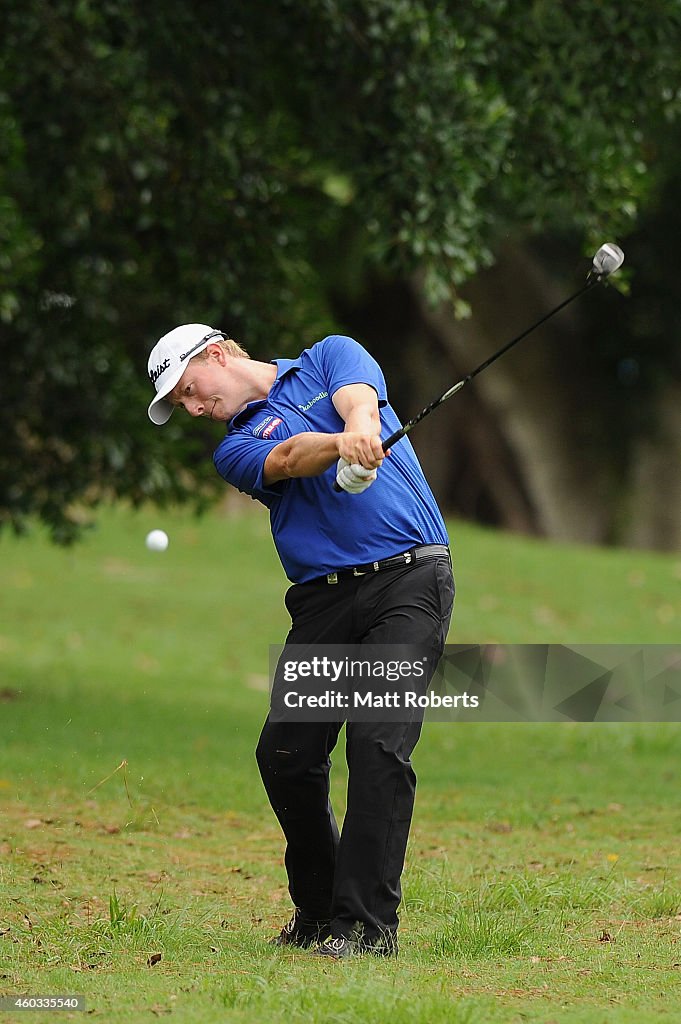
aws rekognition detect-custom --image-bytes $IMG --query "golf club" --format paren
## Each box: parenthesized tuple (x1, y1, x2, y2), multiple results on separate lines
(334, 242, 623, 490)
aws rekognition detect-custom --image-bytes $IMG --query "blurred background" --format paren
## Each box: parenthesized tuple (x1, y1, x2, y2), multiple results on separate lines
(2, 0, 680, 550)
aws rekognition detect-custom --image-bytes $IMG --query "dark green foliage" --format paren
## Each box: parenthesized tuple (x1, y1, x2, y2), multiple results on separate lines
(1, 0, 679, 540)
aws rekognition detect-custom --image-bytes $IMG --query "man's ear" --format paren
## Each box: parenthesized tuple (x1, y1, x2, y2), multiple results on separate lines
(206, 342, 227, 364)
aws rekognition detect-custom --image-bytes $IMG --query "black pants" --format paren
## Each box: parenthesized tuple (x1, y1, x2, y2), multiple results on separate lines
(256, 551, 454, 942)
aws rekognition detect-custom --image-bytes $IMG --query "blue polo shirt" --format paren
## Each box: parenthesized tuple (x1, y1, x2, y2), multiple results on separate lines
(213, 335, 448, 582)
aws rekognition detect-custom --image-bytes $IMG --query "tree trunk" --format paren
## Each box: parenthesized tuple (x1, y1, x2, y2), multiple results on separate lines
(624, 386, 681, 551)
(412, 244, 619, 542)
(332, 243, 680, 551)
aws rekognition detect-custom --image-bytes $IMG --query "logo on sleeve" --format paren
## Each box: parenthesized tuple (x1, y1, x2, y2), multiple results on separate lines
(253, 415, 274, 437)
(262, 417, 283, 438)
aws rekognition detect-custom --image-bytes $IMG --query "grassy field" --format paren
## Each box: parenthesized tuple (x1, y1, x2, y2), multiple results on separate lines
(1, 503, 681, 1023)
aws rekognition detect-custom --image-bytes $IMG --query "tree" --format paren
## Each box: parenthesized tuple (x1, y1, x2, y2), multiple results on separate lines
(1, 0, 679, 541)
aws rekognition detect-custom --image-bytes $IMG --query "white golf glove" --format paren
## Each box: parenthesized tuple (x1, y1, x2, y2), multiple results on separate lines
(335, 458, 377, 494)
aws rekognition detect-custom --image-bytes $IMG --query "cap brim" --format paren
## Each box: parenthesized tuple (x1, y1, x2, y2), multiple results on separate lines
(147, 362, 186, 425)
(148, 395, 175, 425)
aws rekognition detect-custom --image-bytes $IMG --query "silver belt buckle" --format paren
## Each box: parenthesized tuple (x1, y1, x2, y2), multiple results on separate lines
(353, 560, 381, 576)
(327, 572, 338, 584)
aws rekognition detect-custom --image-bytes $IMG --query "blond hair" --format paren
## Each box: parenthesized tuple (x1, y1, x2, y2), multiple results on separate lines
(195, 337, 250, 360)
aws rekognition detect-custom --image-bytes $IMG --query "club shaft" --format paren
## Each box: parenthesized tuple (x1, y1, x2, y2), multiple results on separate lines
(382, 278, 597, 451)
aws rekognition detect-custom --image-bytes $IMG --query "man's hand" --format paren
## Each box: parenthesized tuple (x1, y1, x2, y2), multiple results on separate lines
(336, 431, 385, 470)
(335, 458, 377, 494)
(332, 385, 386, 495)
(335, 430, 383, 494)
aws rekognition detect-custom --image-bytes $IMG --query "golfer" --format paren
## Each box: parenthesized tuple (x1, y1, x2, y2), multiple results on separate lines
(147, 324, 454, 958)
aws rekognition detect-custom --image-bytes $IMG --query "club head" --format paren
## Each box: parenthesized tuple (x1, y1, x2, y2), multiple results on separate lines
(590, 242, 624, 280)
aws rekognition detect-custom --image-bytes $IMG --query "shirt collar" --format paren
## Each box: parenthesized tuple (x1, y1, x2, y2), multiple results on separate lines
(272, 356, 302, 379)
(227, 357, 300, 430)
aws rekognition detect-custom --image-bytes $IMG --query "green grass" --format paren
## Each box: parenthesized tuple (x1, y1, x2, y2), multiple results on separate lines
(1, 504, 681, 1022)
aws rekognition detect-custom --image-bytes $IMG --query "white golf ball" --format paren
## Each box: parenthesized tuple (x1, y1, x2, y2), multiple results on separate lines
(145, 529, 169, 552)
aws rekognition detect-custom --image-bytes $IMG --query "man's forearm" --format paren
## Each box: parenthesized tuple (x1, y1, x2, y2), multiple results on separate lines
(264, 432, 341, 482)
(263, 424, 387, 483)
(263, 383, 387, 484)
(342, 403, 381, 436)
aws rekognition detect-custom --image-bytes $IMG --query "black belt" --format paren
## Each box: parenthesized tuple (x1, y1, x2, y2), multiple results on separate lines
(324, 544, 449, 584)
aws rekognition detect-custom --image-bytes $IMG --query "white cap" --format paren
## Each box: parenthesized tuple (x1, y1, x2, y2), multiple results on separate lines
(147, 324, 224, 424)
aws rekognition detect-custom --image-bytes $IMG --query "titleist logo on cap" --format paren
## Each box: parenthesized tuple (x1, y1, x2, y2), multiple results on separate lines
(149, 357, 171, 384)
